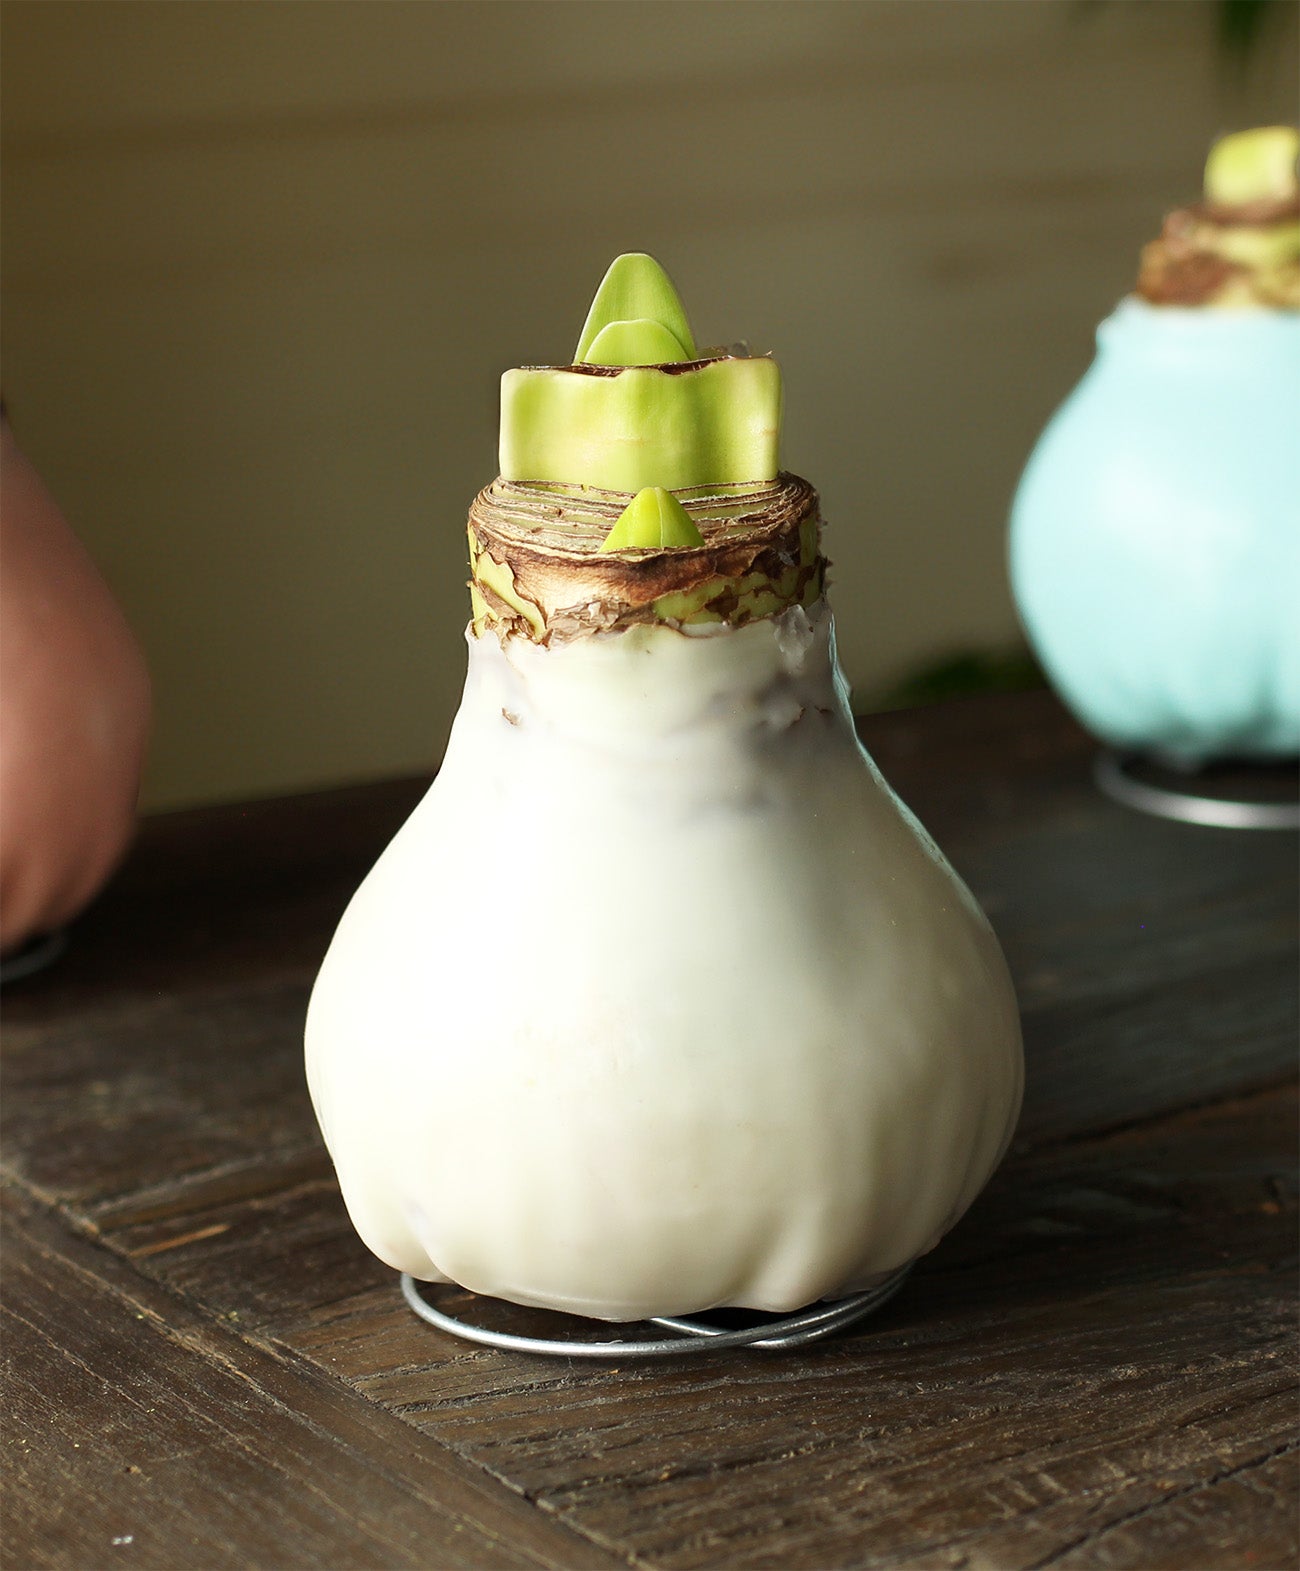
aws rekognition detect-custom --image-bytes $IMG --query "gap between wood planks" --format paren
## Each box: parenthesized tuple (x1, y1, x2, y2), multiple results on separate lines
(1017, 1440, 1299, 1571)
(1015, 1074, 1300, 1154)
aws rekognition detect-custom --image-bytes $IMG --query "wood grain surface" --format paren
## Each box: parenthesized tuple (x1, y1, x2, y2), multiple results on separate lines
(2, 690, 1296, 1570)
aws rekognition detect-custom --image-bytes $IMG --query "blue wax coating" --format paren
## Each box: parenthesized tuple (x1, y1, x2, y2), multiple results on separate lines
(1010, 299, 1300, 762)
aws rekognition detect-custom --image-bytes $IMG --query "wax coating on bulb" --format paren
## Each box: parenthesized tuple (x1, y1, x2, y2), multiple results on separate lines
(305, 608, 1024, 1321)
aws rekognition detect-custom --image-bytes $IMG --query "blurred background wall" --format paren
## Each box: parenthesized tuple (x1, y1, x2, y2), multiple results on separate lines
(3, 0, 1295, 811)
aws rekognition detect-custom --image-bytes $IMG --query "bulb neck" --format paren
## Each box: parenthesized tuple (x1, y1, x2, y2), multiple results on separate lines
(1098, 296, 1300, 372)
(457, 601, 850, 752)
(467, 475, 824, 645)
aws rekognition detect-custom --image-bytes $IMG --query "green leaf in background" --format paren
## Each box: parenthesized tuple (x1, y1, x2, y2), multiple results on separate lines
(875, 646, 1045, 713)
(1217, 0, 1280, 57)
(1075, 0, 1285, 63)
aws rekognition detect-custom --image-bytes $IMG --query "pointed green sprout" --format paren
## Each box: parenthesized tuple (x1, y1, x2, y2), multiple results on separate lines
(1204, 126, 1299, 207)
(575, 253, 697, 362)
(500, 252, 782, 491)
(598, 487, 705, 553)
(583, 318, 692, 367)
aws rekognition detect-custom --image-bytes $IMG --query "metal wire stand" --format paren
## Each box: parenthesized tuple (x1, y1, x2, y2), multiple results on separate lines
(0, 929, 67, 987)
(1094, 750, 1300, 831)
(400, 1266, 912, 1358)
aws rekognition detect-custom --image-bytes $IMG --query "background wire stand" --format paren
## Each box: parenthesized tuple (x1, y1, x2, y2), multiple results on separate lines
(1094, 750, 1300, 831)
(401, 1266, 912, 1358)
(0, 929, 67, 987)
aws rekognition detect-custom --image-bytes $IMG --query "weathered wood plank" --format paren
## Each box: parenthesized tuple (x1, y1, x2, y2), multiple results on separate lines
(25, 1077, 1291, 1570)
(1, 981, 319, 1206)
(97, 1157, 384, 1330)
(267, 1091, 1296, 1571)
(1044, 1447, 1299, 1571)
(0, 1187, 629, 1571)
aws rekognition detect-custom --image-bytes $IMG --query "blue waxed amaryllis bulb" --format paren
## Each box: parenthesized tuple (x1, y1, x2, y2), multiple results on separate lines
(1010, 301, 1300, 764)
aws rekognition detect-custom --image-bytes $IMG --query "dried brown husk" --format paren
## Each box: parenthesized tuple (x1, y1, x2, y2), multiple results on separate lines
(1136, 197, 1300, 308)
(1199, 194, 1300, 228)
(467, 474, 826, 645)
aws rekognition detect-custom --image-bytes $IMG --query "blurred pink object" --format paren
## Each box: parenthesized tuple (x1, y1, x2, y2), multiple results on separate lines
(0, 415, 152, 956)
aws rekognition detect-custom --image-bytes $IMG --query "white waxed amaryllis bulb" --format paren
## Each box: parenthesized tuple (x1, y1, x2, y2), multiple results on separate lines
(305, 257, 1023, 1322)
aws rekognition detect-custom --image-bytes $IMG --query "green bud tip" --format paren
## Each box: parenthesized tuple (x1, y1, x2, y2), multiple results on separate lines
(598, 487, 706, 553)
(1204, 126, 1299, 208)
(583, 318, 692, 367)
(575, 253, 697, 365)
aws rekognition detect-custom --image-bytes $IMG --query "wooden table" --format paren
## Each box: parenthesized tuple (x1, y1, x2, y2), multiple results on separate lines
(3, 690, 1296, 1571)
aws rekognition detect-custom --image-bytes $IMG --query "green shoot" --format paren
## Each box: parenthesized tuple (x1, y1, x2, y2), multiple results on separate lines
(598, 487, 705, 552)
(575, 253, 697, 363)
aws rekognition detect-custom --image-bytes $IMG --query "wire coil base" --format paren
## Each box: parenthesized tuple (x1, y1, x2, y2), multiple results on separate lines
(1094, 750, 1300, 831)
(0, 929, 67, 987)
(400, 1266, 912, 1358)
